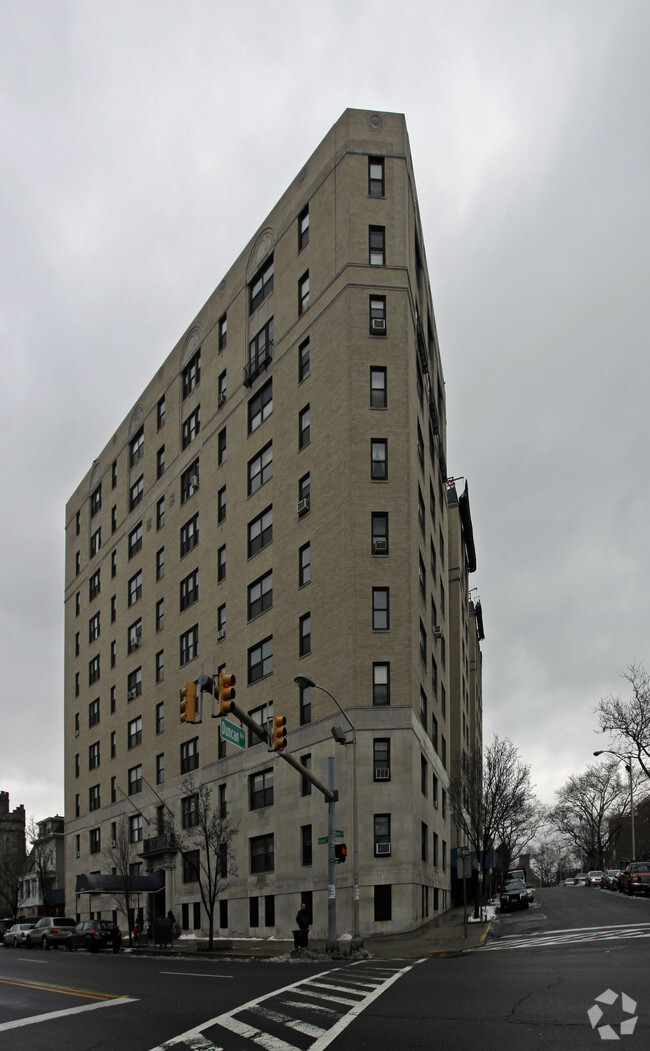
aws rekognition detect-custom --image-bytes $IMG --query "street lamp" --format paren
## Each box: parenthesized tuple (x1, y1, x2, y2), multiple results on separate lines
(294, 674, 363, 950)
(593, 750, 636, 860)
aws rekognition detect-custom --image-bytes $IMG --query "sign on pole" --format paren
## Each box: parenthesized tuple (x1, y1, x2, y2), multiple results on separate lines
(220, 716, 246, 750)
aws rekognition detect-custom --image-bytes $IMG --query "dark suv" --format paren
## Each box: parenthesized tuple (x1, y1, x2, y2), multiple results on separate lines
(26, 916, 77, 950)
(618, 862, 650, 896)
(65, 920, 122, 954)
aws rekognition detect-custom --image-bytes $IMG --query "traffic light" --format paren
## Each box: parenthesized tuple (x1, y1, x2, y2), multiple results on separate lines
(271, 714, 287, 752)
(218, 672, 236, 715)
(335, 842, 347, 863)
(180, 682, 197, 724)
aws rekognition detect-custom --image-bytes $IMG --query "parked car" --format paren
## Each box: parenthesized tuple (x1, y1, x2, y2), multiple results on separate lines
(601, 869, 622, 890)
(574, 873, 588, 885)
(500, 879, 530, 911)
(65, 920, 122, 954)
(586, 870, 604, 887)
(618, 862, 650, 896)
(564, 877, 576, 886)
(0, 919, 16, 936)
(25, 916, 77, 950)
(3, 922, 35, 948)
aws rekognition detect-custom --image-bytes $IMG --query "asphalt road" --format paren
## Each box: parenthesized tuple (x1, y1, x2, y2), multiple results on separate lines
(1, 887, 648, 1050)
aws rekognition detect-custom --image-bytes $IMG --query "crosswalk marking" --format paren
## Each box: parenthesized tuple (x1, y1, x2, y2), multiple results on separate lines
(481, 921, 650, 952)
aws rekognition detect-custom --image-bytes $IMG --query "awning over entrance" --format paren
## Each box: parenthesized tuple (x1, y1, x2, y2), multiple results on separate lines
(75, 868, 165, 894)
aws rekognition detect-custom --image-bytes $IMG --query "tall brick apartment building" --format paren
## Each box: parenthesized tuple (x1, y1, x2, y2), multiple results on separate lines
(64, 109, 483, 939)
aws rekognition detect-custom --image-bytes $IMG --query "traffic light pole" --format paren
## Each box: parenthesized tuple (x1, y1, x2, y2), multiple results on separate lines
(327, 756, 337, 952)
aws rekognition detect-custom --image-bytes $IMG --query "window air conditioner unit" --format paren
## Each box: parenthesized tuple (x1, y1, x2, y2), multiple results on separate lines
(111, 840, 117, 848)
(218, 392, 226, 407)
(217, 627, 226, 641)
(128, 689, 136, 700)
(433, 800, 438, 809)
(433, 626, 443, 639)
(75, 729, 79, 737)
(372, 538, 388, 553)
(297, 497, 310, 516)
(375, 767, 390, 780)
(376, 841, 391, 855)
(75, 851, 80, 859)
(371, 318, 386, 333)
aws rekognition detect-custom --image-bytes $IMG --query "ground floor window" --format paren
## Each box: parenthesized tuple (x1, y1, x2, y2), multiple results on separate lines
(374, 884, 392, 922)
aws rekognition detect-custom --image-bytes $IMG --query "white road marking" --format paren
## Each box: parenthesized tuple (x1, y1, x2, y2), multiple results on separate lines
(0, 996, 137, 1033)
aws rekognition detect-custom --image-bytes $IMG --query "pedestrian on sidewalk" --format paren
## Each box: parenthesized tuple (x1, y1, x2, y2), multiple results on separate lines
(295, 903, 310, 948)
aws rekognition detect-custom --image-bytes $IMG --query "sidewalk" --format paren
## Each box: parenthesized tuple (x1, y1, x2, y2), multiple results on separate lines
(129, 906, 491, 961)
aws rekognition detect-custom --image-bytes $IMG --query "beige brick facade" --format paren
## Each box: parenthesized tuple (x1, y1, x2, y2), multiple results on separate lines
(64, 109, 482, 939)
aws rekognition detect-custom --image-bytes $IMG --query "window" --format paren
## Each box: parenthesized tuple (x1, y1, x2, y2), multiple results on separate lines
(157, 395, 166, 429)
(420, 621, 427, 665)
(90, 483, 102, 517)
(156, 650, 164, 683)
(298, 205, 309, 250)
(156, 445, 165, 479)
(183, 850, 199, 883)
(250, 833, 274, 873)
(217, 603, 226, 637)
(369, 295, 387, 335)
(298, 404, 310, 449)
(182, 406, 200, 449)
(90, 527, 101, 558)
(217, 544, 226, 582)
(371, 438, 388, 480)
(182, 793, 199, 828)
(89, 741, 100, 770)
(180, 569, 199, 611)
(298, 271, 310, 315)
(180, 737, 199, 774)
(157, 496, 165, 530)
(218, 485, 226, 524)
(89, 655, 100, 685)
(182, 350, 201, 398)
(370, 366, 387, 408)
(128, 522, 143, 559)
(248, 379, 272, 434)
(129, 814, 143, 843)
(298, 473, 310, 515)
(246, 318, 274, 385)
(298, 680, 311, 725)
(421, 754, 428, 794)
(249, 255, 274, 314)
(248, 505, 272, 557)
(299, 542, 311, 586)
(130, 428, 144, 468)
(301, 825, 312, 866)
(111, 505, 117, 532)
(248, 441, 273, 495)
(89, 828, 101, 854)
(130, 475, 144, 511)
(248, 701, 273, 747)
(369, 225, 385, 265)
(371, 512, 389, 554)
(374, 813, 391, 856)
(369, 156, 385, 197)
(128, 763, 142, 795)
(88, 570, 101, 602)
(373, 662, 390, 705)
(180, 624, 199, 665)
(128, 716, 142, 750)
(180, 459, 199, 504)
(249, 769, 273, 810)
(300, 754, 312, 796)
(421, 822, 428, 862)
(128, 570, 142, 606)
(218, 369, 227, 405)
(372, 587, 389, 630)
(374, 739, 391, 781)
(128, 618, 142, 654)
(298, 337, 310, 382)
(88, 697, 100, 727)
(248, 635, 273, 683)
(299, 612, 311, 656)
(156, 598, 164, 632)
(180, 512, 199, 557)
(218, 312, 227, 350)
(156, 547, 165, 581)
(248, 569, 273, 619)
(433, 831, 439, 868)
(89, 611, 100, 643)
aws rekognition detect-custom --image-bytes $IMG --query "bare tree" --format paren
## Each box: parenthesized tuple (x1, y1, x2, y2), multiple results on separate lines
(177, 777, 239, 949)
(102, 815, 140, 945)
(529, 834, 579, 886)
(449, 735, 536, 917)
(596, 663, 650, 781)
(0, 821, 26, 917)
(547, 759, 631, 869)
(25, 817, 55, 914)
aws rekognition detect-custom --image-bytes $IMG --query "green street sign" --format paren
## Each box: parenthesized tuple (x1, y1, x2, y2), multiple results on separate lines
(220, 716, 245, 750)
(318, 831, 344, 844)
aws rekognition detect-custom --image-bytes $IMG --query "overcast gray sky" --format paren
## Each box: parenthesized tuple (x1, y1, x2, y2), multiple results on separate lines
(2, 0, 648, 824)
